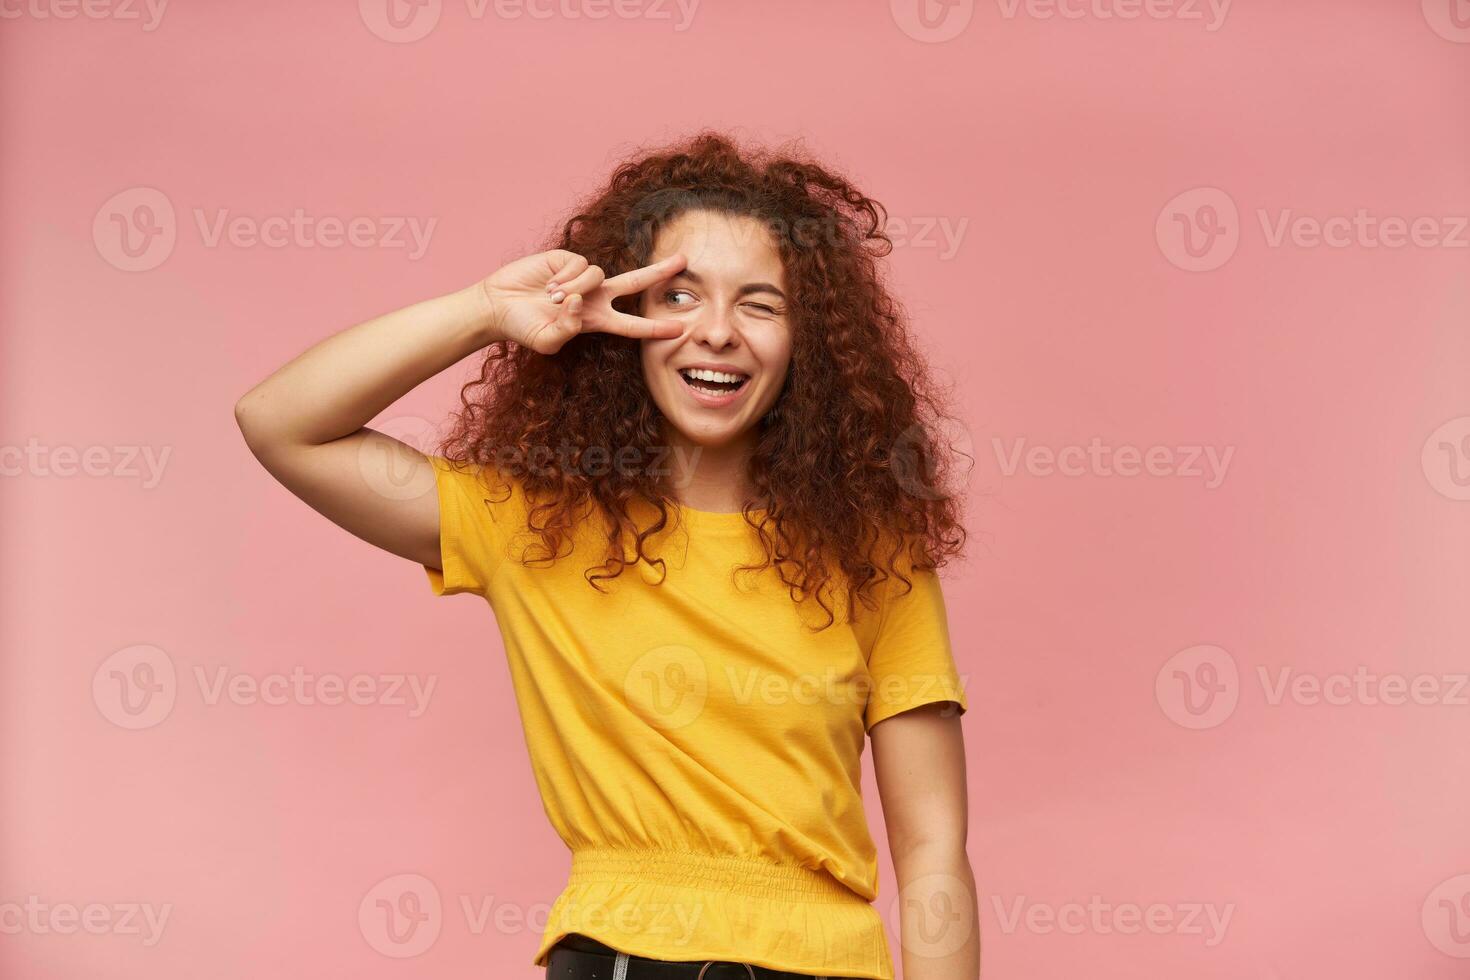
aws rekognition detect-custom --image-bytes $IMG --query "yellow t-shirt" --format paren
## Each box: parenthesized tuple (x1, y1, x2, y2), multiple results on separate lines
(422, 454, 969, 980)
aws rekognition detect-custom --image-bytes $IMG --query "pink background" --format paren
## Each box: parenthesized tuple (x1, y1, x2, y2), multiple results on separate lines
(3, 1, 1468, 977)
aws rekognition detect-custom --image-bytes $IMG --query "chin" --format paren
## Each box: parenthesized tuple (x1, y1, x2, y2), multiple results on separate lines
(663, 416, 754, 449)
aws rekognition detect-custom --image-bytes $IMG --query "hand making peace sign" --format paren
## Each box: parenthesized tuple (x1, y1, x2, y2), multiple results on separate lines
(480, 249, 690, 355)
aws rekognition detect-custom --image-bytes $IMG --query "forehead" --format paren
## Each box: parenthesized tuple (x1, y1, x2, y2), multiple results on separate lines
(649, 209, 785, 286)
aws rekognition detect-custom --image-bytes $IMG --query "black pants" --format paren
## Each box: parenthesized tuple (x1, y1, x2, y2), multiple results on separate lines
(547, 933, 857, 979)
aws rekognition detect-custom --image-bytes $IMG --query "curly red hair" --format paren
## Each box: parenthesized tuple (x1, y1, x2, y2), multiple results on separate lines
(438, 130, 967, 628)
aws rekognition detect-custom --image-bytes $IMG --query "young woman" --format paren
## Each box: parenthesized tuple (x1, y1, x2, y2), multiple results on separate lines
(235, 132, 977, 980)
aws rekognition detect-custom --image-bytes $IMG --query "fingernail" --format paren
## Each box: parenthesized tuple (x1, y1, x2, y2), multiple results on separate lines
(551, 291, 566, 303)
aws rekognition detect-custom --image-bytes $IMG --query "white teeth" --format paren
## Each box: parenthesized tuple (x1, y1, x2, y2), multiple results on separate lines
(679, 367, 748, 384)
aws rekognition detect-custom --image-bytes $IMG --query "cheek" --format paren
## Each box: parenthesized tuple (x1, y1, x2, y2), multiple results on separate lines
(759, 331, 794, 385)
(640, 342, 680, 407)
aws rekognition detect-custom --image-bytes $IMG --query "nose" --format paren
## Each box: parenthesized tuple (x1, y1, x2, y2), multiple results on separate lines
(687, 302, 739, 351)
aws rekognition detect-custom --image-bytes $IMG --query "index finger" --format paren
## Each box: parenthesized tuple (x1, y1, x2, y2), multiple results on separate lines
(602, 252, 688, 297)
(590, 309, 686, 340)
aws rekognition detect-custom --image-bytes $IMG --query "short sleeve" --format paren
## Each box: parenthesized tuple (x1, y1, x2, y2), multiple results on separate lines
(422, 454, 514, 598)
(862, 565, 970, 732)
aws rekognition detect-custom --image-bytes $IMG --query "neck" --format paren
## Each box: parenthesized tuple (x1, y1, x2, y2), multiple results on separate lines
(663, 426, 758, 513)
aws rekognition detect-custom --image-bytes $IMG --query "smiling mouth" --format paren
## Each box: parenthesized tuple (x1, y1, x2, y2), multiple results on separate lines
(677, 367, 750, 397)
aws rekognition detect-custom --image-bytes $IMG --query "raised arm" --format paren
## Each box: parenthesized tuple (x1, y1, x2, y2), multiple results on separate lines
(232, 249, 689, 570)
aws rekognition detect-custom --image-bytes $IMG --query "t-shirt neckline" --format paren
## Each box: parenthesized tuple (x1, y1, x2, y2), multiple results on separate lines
(673, 500, 769, 532)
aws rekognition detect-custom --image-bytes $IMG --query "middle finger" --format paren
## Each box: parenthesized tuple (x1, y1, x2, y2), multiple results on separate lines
(551, 264, 605, 301)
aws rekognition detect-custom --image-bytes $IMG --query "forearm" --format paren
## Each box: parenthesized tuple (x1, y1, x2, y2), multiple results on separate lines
(893, 841, 980, 980)
(234, 282, 498, 452)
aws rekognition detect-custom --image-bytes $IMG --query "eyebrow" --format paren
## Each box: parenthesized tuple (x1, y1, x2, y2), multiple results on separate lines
(669, 268, 786, 302)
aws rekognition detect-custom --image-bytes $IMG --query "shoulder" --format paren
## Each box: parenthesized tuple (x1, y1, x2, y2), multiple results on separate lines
(846, 531, 941, 644)
(425, 453, 529, 526)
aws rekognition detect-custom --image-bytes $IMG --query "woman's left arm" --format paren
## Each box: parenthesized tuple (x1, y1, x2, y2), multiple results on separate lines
(872, 702, 979, 980)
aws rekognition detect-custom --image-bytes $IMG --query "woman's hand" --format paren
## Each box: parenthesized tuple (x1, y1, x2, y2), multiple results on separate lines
(480, 249, 689, 354)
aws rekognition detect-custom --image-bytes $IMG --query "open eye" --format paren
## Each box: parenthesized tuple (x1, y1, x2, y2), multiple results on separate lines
(664, 289, 696, 307)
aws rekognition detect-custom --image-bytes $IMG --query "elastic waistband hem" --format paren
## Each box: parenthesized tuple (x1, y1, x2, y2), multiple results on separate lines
(567, 846, 863, 904)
